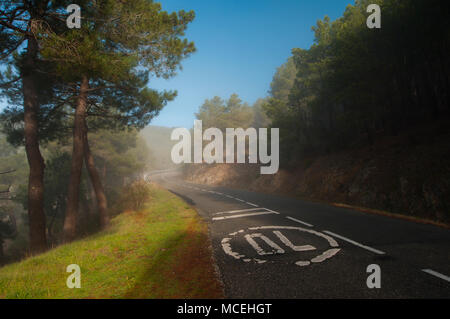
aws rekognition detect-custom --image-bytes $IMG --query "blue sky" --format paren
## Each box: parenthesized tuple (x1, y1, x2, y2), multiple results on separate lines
(0, 0, 354, 128)
(149, 0, 354, 128)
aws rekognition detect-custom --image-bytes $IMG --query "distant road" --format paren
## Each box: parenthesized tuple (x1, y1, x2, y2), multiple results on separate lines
(150, 170, 450, 298)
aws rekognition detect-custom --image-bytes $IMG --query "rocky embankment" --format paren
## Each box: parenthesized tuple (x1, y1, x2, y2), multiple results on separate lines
(184, 122, 450, 224)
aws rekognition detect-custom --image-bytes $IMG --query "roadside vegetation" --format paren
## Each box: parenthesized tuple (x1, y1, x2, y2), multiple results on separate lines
(0, 0, 196, 256)
(0, 130, 152, 264)
(0, 183, 223, 299)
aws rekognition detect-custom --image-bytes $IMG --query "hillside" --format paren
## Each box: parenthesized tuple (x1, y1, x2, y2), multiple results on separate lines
(0, 184, 223, 299)
(184, 120, 450, 225)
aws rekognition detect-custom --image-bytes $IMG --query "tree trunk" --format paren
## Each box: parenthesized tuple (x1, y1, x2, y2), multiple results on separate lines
(63, 76, 89, 242)
(22, 35, 47, 254)
(87, 180, 97, 219)
(83, 119, 110, 228)
(0, 238, 4, 265)
(78, 194, 90, 236)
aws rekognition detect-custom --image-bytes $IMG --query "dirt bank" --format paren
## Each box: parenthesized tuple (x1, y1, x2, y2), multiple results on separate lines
(184, 121, 450, 224)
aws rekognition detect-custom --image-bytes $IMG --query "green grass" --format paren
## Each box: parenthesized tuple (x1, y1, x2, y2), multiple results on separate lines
(0, 184, 223, 299)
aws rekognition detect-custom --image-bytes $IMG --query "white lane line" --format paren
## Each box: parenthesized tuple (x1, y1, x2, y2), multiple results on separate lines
(212, 211, 276, 221)
(226, 195, 235, 199)
(246, 202, 258, 207)
(214, 207, 263, 215)
(235, 198, 245, 202)
(286, 216, 314, 227)
(422, 269, 450, 283)
(323, 230, 386, 255)
(264, 208, 280, 214)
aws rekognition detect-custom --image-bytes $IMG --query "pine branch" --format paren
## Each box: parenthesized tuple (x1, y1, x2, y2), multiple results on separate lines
(0, 20, 31, 36)
(0, 77, 21, 88)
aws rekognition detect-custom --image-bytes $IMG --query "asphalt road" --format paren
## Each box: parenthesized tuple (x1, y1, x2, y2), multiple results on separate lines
(151, 171, 450, 299)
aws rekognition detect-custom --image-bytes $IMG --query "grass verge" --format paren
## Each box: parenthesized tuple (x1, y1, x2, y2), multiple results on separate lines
(0, 184, 224, 299)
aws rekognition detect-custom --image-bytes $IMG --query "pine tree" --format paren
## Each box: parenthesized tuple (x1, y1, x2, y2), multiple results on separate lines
(36, 0, 195, 241)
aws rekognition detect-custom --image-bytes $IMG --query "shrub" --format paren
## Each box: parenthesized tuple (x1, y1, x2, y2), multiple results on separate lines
(121, 180, 152, 211)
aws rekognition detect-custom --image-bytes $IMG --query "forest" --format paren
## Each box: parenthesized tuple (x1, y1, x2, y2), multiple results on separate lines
(196, 0, 450, 164)
(191, 0, 449, 223)
(0, 0, 195, 263)
(265, 0, 450, 162)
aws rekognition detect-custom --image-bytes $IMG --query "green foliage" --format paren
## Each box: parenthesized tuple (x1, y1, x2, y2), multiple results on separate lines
(42, 150, 72, 240)
(0, 1, 197, 251)
(0, 185, 222, 298)
(252, 98, 271, 128)
(85, 129, 151, 211)
(196, 94, 254, 130)
(40, 0, 195, 80)
(265, 0, 450, 163)
(38, 0, 196, 130)
(0, 134, 28, 212)
(269, 57, 297, 102)
(0, 135, 27, 187)
(0, 133, 29, 262)
(1, 126, 151, 253)
(1, 0, 197, 144)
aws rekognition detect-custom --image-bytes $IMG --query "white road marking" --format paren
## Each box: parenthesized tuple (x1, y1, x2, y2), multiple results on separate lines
(286, 216, 314, 227)
(246, 202, 258, 207)
(264, 208, 280, 214)
(273, 231, 316, 252)
(184, 185, 262, 209)
(310, 248, 341, 263)
(422, 269, 450, 283)
(214, 207, 264, 215)
(323, 230, 385, 255)
(295, 261, 311, 267)
(250, 226, 339, 248)
(245, 233, 285, 255)
(212, 211, 276, 221)
(222, 225, 341, 267)
(221, 238, 245, 260)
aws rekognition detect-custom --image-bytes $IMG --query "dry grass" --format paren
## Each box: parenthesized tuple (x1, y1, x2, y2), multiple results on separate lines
(0, 184, 223, 299)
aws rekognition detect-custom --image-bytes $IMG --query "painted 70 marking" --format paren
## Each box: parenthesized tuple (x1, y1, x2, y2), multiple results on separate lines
(222, 226, 341, 267)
